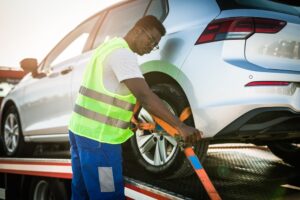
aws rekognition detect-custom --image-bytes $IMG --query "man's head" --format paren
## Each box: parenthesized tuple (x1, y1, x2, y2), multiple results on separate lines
(124, 15, 166, 55)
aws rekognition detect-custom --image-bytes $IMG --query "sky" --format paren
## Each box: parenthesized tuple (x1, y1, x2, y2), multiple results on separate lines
(0, 0, 122, 68)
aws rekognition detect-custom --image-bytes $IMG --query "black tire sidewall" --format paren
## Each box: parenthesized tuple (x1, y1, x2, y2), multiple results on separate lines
(29, 178, 68, 200)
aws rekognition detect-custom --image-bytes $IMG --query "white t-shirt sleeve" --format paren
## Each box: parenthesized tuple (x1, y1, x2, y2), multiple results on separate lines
(106, 48, 144, 82)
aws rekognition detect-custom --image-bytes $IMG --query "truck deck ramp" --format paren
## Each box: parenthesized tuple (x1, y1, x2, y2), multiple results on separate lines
(123, 144, 300, 200)
(1, 144, 299, 199)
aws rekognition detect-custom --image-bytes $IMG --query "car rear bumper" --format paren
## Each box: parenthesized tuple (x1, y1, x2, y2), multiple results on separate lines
(214, 107, 300, 141)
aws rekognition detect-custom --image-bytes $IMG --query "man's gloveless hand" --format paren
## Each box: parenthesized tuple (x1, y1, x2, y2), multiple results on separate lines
(176, 123, 203, 145)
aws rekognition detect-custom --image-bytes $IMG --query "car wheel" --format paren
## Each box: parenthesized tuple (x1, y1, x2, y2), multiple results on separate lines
(0, 106, 33, 156)
(29, 178, 68, 200)
(268, 141, 300, 167)
(130, 83, 209, 178)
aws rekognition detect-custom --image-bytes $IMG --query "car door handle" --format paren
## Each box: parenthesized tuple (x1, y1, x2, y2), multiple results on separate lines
(60, 66, 73, 75)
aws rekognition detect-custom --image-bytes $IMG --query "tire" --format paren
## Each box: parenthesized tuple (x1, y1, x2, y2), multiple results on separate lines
(0, 106, 33, 156)
(130, 83, 209, 179)
(29, 178, 68, 200)
(268, 142, 300, 167)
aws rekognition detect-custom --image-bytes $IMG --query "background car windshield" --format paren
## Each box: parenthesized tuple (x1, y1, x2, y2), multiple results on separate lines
(217, 0, 300, 17)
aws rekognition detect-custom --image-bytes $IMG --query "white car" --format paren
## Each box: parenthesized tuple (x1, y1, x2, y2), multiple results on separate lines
(1, 0, 300, 178)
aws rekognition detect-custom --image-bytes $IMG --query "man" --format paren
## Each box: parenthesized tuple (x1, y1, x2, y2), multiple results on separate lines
(68, 15, 202, 200)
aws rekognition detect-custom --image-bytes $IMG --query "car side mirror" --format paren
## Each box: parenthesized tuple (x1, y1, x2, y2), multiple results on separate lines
(20, 58, 46, 78)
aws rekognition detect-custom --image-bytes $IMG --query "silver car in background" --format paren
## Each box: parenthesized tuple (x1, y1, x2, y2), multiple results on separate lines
(1, 0, 300, 178)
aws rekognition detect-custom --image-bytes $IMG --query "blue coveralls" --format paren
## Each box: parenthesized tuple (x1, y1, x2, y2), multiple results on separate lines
(69, 130, 125, 200)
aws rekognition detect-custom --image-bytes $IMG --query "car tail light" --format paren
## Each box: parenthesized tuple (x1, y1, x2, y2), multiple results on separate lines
(196, 17, 286, 44)
(245, 81, 290, 87)
(254, 18, 286, 33)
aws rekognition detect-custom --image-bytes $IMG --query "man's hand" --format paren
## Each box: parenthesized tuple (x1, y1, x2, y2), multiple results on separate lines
(176, 123, 203, 145)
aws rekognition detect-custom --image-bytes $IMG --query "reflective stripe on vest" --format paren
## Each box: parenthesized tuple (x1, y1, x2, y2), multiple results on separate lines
(78, 86, 134, 111)
(69, 37, 136, 144)
(74, 104, 130, 129)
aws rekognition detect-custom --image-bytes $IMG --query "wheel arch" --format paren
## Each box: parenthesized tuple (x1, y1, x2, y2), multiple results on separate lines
(144, 71, 195, 120)
(0, 100, 19, 128)
(141, 60, 196, 124)
(144, 72, 181, 91)
(141, 60, 190, 102)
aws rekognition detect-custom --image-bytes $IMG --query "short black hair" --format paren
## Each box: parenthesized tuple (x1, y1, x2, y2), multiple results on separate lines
(135, 15, 166, 36)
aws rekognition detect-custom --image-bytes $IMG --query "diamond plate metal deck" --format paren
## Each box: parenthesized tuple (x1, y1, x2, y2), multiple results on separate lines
(123, 144, 300, 200)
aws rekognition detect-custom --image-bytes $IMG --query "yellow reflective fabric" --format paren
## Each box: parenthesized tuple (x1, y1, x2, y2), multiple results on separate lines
(76, 94, 133, 122)
(69, 38, 136, 144)
(69, 112, 133, 144)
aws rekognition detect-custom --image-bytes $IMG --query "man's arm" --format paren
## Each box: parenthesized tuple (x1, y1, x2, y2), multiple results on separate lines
(123, 78, 202, 144)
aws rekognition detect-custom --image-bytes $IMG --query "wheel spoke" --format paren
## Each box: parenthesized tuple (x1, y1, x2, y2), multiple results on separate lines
(12, 135, 17, 149)
(165, 135, 178, 146)
(154, 142, 162, 165)
(13, 124, 18, 132)
(158, 137, 167, 163)
(138, 134, 155, 154)
(4, 133, 9, 142)
(6, 136, 12, 148)
(14, 128, 19, 137)
(139, 109, 154, 123)
(4, 124, 12, 133)
(9, 115, 14, 128)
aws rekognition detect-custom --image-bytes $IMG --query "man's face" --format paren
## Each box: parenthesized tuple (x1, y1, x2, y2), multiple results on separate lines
(134, 27, 162, 56)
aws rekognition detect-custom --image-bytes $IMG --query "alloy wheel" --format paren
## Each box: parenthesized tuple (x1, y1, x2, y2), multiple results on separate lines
(135, 102, 178, 166)
(4, 113, 19, 153)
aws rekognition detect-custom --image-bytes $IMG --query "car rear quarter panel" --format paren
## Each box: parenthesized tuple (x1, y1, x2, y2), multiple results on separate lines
(180, 37, 300, 138)
(217, 9, 300, 72)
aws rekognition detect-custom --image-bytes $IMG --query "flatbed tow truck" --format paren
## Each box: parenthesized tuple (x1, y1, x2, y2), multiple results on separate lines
(0, 157, 182, 200)
(1, 144, 300, 200)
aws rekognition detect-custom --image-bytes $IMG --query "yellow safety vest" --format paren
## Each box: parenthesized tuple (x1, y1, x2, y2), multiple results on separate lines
(69, 38, 136, 144)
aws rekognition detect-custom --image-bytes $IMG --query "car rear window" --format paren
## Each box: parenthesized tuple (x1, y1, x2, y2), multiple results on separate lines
(216, 0, 300, 17)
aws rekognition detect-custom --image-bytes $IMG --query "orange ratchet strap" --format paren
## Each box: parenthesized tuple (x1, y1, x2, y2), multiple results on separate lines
(131, 105, 192, 134)
(131, 103, 222, 200)
(131, 102, 156, 131)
